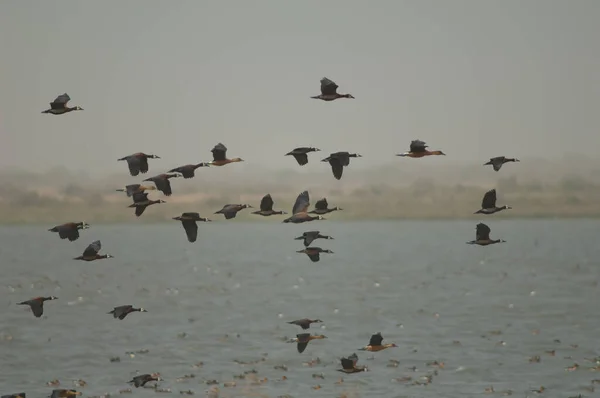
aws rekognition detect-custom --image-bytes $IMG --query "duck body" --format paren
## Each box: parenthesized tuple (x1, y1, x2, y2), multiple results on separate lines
(296, 247, 333, 262)
(48, 221, 90, 241)
(287, 318, 323, 330)
(311, 78, 354, 101)
(215, 204, 252, 219)
(359, 333, 398, 352)
(251, 194, 287, 216)
(41, 94, 83, 115)
(118, 153, 160, 176)
(309, 198, 342, 215)
(321, 152, 362, 180)
(129, 374, 160, 388)
(285, 147, 320, 166)
(396, 140, 445, 158)
(209, 143, 244, 166)
(338, 353, 367, 373)
(466, 223, 506, 246)
(295, 231, 333, 247)
(289, 333, 327, 353)
(474, 189, 512, 215)
(142, 173, 180, 196)
(172, 212, 211, 242)
(108, 305, 147, 320)
(17, 296, 58, 318)
(484, 156, 520, 171)
(116, 184, 157, 197)
(128, 192, 166, 216)
(73, 240, 114, 261)
(168, 163, 210, 179)
(283, 190, 326, 223)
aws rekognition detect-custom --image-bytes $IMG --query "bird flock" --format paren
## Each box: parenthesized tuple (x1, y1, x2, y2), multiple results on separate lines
(9, 77, 525, 397)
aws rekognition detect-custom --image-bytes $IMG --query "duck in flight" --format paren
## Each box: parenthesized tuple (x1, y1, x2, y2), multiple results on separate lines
(322, 152, 362, 180)
(143, 173, 180, 196)
(358, 332, 398, 352)
(128, 373, 161, 388)
(172, 212, 211, 242)
(48, 222, 89, 242)
(17, 296, 58, 318)
(288, 333, 327, 353)
(73, 240, 113, 261)
(115, 184, 157, 197)
(214, 204, 252, 220)
(118, 153, 160, 176)
(296, 247, 334, 262)
(285, 147, 321, 166)
(128, 192, 165, 217)
(474, 189, 512, 215)
(466, 223, 506, 246)
(338, 353, 367, 373)
(294, 231, 333, 247)
(283, 191, 325, 223)
(311, 77, 355, 101)
(41, 93, 83, 115)
(168, 162, 211, 179)
(108, 305, 148, 320)
(209, 143, 244, 166)
(309, 198, 342, 215)
(287, 318, 323, 330)
(396, 140, 445, 158)
(251, 194, 287, 216)
(484, 156, 520, 171)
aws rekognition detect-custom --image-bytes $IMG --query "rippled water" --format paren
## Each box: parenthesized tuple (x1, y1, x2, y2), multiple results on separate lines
(2, 219, 599, 397)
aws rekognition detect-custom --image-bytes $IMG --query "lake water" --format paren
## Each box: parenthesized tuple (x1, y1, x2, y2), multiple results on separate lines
(1, 219, 599, 398)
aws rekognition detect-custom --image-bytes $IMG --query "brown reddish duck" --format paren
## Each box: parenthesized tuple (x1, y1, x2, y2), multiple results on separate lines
(294, 231, 333, 247)
(172, 212, 211, 242)
(41, 94, 83, 115)
(208, 143, 244, 166)
(118, 153, 160, 176)
(396, 140, 445, 158)
(358, 332, 398, 352)
(17, 296, 57, 318)
(338, 353, 367, 373)
(214, 204, 252, 220)
(48, 222, 90, 241)
(474, 189, 512, 215)
(73, 240, 113, 261)
(484, 156, 520, 171)
(285, 147, 321, 166)
(321, 152, 362, 180)
(143, 173, 180, 196)
(116, 184, 157, 197)
(288, 333, 327, 353)
(128, 192, 166, 217)
(283, 191, 325, 224)
(311, 78, 355, 101)
(108, 305, 148, 320)
(309, 198, 342, 215)
(296, 247, 333, 262)
(168, 162, 211, 179)
(252, 194, 287, 216)
(128, 373, 161, 388)
(467, 223, 506, 246)
(287, 318, 323, 330)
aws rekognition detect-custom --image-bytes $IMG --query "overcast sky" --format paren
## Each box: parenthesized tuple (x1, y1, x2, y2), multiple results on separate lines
(1, 0, 599, 176)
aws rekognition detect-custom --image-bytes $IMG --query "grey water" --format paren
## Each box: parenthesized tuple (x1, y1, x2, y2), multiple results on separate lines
(1, 219, 599, 398)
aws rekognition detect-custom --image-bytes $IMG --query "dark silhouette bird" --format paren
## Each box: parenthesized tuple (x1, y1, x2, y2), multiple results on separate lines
(287, 318, 323, 330)
(48, 222, 89, 241)
(396, 140, 445, 158)
(309, 198, 342, 215)
(142, 173, 180, 196)
(73, 240, 113, 261)
(108, 305, 148, 320)
(50, 390, 81, 398)
(208, 143, 244, 166)
(116, 184, 157, 197)
(296, 247, 333, 262)
(41, 94, 83, 115)
(251, 194, 287, 216)
(214, 204, 252, 219)
(288, 333, 327, 353)
(311, 78, 355, 101)
(474, 189, 512, 215)
(128, 374, 161, 388)
(358, 332, 398, 352)
(467, 223, 506, 246)
(168, 163, 211, 179)
(283, 191, 325, 223)
(484, 156, 520, 171)
(321, 152, 362, 180)
(294, 231, 333, 247)
(128, 192, 166, 217)
(285, 147, 321, 166)
(338, 353, 367, 373)
(17, 296, 57, 318)
(2, 393, 25, 398)
(172, 212, 211, 242)
(118, 153, 160, 176)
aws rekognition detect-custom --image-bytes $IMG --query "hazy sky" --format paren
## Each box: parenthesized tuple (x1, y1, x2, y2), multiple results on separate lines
(1, 0, 599, 176)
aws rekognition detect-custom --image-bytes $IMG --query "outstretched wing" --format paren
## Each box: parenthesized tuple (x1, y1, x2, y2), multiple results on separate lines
(368, 332, 383, 346)
(293, 153, 308, 166)
(181, 220, 198, 242)
(340, 357, 354, 370)
(320, 77, 339, 95)
(126, 157, 142, 176)
(260, 194, 274, 212)
(328, 158, 344, 180)
(132, 192, 149, 203)
(125, 184, 141, 197)
(154, 178, 172, 196)
(211, 143, 227, 161)
(82, 240, 101, 257)
(314, 198, 328, 210)
(481, 189, 497, 209)
(292, 191, 310, 214)
(50, 93, 70, 109)
(476, 223, 491, 241)
(410, 140, 427, 153)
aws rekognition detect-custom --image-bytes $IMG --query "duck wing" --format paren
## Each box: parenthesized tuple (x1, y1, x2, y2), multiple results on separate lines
(476, 223, 491, 241)
(260, 194, 274, 212)
(125, 184, 141, 197)
(410, 140, 427, 153)
(320, 77, 339, 95)
(50, 93, 70, 109)
(369, 332, 383, 346)
(132, 192, 149, 203)
(82, 240, 101, 257)
(328, 158, 344, 180)
(135, 205, 147, 217)
(181, 220, 198, 242)
(154, 178, 172, 196)
(481, 189, 497, 209)
(314, 198, 328, 210)
(293, 153, 308, 166)
(211, 143, 227, 161)
(292, 191, 310, 214)
(126, 157, 141, 176)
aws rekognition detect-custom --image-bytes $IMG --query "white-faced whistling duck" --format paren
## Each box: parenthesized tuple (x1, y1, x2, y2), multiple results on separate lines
(282, 191, 325, 223)
(396, 140, 446, 158)
(484, 156, 520, 171)
(209, 143, 244, 166)
(116, 184, 157, 197)
(48, 222, 89, 242)
(338, 353, 367, 373)
(295, 231, 334, 247)
(467, 223, 506, 246)
(214, 204, 252, 220)
(296, 247, 334, 262)
(359, 332, 398, 352)
(128, 192, 166, 217)
(50, 390, 81, 398)
(129, 373, 161, 388)
(287, 318, 323, 330)
(309, 198, 342, 215)
(288, 333, 327, 353)
(108, 305, 148, 320)
(311, 77, 355, 101)
(17, 296, 57, 318)
(142, 173, 180, 196)
(321, 152, 362, 180)
(252, 194, 288, 216)
(168, 163, 211, 179)
(2, 393, 25, 398)
(285, 147, 321, 166)
(73, 240, 113, 261)
(475, 189, 512, 215)
(172, 212, 211, 242)
(117, 153, 160, 177)
(41, 94, 83, 115)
